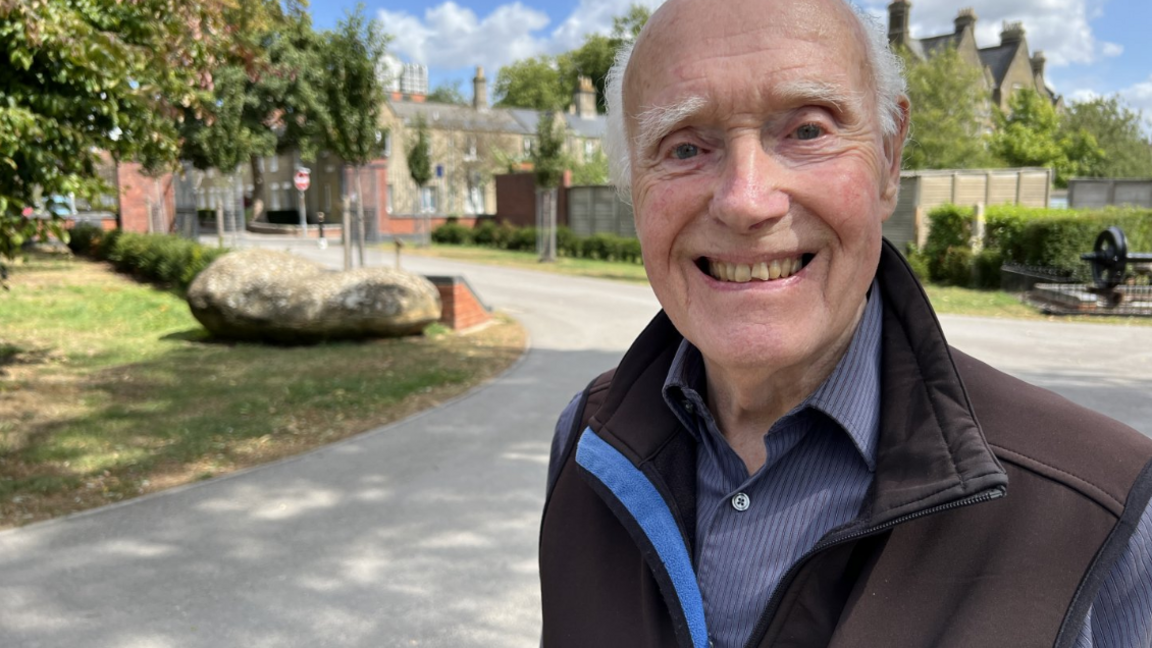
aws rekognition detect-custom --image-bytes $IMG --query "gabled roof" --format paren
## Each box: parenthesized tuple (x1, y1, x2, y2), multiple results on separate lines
(978, 43, 1021, 87)
(919, 33, 962, 57)
(390, 100, 607, 139)
(390, 100, 525, 134)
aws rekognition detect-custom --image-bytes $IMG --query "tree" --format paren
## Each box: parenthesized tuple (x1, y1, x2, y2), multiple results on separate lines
(990, 88, 1104, 187)
(494, 56, 567, 111)
(244, 2, 330, 223)
(318, 6, 389, 266)
(610, 3, 651, 43)
(0, 0, 226, 283)
(1063, 96, 1152, 179)
(427, 81, 468, 106)
(900, 46, 996, 170)
(532, 113, 567, 262)
(558, 4, 651, 115)
(406, 115, 433, 246)
(571, 149, 609, 185)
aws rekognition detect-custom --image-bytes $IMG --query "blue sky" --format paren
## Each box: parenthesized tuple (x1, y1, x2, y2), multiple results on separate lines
(312, 0, 1152, 126)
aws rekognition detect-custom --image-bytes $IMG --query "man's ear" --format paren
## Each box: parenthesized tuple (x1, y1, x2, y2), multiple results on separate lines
(880, 95, 911, 211)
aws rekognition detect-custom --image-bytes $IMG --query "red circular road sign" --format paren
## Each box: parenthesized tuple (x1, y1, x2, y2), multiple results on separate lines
(293, 170, 311, 192)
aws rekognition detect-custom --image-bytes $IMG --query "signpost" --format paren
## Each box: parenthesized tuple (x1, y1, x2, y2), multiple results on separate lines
(294, 168, 311, 237)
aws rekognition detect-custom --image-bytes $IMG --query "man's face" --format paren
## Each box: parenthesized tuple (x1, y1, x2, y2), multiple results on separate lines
(626, 0, 906, 377)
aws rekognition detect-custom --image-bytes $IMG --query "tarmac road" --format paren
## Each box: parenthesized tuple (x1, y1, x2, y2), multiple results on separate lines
(1, 237, 1149, 648)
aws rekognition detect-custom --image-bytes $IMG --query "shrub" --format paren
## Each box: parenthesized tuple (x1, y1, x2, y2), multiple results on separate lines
(79, 230, 225, 291)
(903, 244, 931, 282)
(923, 204, 973, 283)
(972, 249, 1004, 289)
(506, 226, 537, 252)
(556, 227, 581, 257)
(472, 221, 499, 247)
(67, 223, 105, 256)
(940, 246, 974, 287)
(432, 222, 472, 245)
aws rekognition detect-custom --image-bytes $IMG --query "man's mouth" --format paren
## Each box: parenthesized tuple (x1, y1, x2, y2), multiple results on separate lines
(696, 254, 814, 283)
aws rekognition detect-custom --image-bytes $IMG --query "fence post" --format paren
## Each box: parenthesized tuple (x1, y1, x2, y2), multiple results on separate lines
(971, 202, 986, 254)
(914, 207, 927, 249)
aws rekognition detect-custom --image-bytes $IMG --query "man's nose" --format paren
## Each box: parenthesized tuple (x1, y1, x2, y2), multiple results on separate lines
(709, 137, 790, 231)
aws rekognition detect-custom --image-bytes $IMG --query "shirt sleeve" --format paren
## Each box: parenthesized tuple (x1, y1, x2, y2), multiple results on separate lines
(1075, 493, 1152, 647)
(546, 392, 583, 497)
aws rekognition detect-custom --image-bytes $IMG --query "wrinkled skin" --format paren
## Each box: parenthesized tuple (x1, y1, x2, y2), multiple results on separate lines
(626, 0, 908, 469)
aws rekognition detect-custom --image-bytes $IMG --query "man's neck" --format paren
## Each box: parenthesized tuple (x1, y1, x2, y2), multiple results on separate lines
(702, 298, 867, 475)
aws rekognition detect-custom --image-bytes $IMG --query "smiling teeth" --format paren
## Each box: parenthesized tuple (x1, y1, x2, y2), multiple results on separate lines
(709, 257, 802, 282)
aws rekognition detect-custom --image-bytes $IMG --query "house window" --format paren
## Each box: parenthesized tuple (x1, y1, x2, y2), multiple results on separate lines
(523, 137, 534, 155)
(464, 136, 477, 161)
(270, 155, 279, 172)
(421, 186, 437, 213)
(584, 140, 595, 158)
(270, 182, 281, 210)
(386, 184, 394, 213)
(324, 184, 331, 212)
(258, 157, 265, 173)
(383, 133, 392, 157)
(466, 186, 483, 214)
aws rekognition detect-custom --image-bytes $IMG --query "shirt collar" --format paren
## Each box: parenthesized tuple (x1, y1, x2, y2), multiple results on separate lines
(661, 280, 883, 471)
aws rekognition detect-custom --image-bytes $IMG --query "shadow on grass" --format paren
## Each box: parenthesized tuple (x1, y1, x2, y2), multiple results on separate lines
(2, 326, 526, 525)
(0, 345, 616, 648)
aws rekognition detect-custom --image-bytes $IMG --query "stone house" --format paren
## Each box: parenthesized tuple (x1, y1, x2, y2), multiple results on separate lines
(888, 1, 1062, 113)
(381, 67, 606, 222)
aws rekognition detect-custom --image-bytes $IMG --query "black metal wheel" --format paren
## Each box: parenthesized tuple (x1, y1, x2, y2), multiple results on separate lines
(1091, 226, 1128, 289)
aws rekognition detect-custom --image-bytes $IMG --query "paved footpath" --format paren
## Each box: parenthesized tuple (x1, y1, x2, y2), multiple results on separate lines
(1, 235, 1149, 648)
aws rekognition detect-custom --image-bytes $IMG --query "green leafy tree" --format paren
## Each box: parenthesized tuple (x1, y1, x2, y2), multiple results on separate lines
(0, 0, 225, 283)
(610, 3, 652, 42)
(494, 56, 567, 111)
(406, 115, 433, 244)
(1062, 96, 1152, 179)
(533, 112, 568, 261)
(427, 80, 468, 105)
(318, 5, 389, 261)
(571, 149, 609, 185)
(990, 88, 1104, 187)
(900, 46, 996, 169)
(245, 2, 330, 221)
(558, 4, 651, 115)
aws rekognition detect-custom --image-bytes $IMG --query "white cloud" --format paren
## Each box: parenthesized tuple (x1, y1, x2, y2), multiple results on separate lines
(1119, 76, 1152, 133)
(1101, 42, 1123, 57)
(378, 0, 666, 75)
(862, 0, 1108, 68)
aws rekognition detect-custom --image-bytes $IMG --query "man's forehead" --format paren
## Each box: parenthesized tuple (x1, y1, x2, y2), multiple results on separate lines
(626, 0, 866, 108)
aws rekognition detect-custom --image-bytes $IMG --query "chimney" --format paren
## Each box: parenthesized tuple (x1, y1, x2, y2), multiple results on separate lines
(473, 66, 487, 110)
(1000, 21, 1025, 46)
(574, 76, 597, 118)
(954, 7, 977, 34)
(887, 0, 911, 47)
(1031, 50, 1046, 77)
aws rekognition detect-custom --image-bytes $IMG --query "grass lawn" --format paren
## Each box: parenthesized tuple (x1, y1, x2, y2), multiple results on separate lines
(407, 244, 1152, 325)
(0, 252, 526, 529)
(405, 244, 650, 283)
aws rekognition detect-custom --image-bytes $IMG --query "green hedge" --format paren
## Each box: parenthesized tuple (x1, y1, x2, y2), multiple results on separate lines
(923, 204, 1152, 288)
(67, 224, 229, 291)
(433, 222, 644, 265)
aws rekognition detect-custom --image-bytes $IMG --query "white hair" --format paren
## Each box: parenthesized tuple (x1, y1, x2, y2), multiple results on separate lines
(604, 0, 907, 199)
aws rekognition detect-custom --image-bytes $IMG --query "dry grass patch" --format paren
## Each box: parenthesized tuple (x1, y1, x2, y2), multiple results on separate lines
(0, 253, 526, 528)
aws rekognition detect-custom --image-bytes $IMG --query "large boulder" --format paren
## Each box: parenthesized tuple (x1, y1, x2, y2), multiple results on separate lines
(186, 249, 442, 342)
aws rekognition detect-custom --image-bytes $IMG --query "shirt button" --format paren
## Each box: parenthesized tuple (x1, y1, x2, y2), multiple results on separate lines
(731, 492, 751, 511)
(683, 401, 695, 414)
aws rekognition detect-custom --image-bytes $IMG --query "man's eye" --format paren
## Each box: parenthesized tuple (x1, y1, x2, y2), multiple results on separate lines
(671, 143, 699, 160)
(794, 124, 824, 140)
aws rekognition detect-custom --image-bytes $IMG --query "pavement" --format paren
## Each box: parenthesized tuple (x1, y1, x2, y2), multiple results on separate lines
(1, 234, 1150, 648)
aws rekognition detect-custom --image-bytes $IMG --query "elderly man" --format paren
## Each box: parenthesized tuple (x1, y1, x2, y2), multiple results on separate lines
(538, 0, 1152, 646)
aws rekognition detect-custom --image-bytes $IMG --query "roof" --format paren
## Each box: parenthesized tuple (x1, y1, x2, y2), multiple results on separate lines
(390, 101, 606, 139)
(919, 33, 961, 58)
(390, 100, 526, 134)
(978, 43, 1020, 87)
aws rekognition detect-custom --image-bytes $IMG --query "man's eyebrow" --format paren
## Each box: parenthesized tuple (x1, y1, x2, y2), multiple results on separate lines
(770, 80, 865, 114)
(632, 95, 708, 157)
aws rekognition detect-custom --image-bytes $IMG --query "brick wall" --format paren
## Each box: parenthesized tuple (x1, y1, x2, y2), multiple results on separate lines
(117, 162, 176, 233)
(425, 276, 491, 330)
(494, 171, 570, 228)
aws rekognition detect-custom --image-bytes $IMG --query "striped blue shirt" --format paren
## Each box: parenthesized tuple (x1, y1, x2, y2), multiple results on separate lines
(548, 286, 1152, 646)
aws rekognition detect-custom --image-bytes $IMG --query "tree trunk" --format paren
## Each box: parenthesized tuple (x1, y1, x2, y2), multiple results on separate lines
(355, 168, 367, 266)
(214, 179, 224, 247)
(249, 154, 265, 223)
(342, 194, 352, 271)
